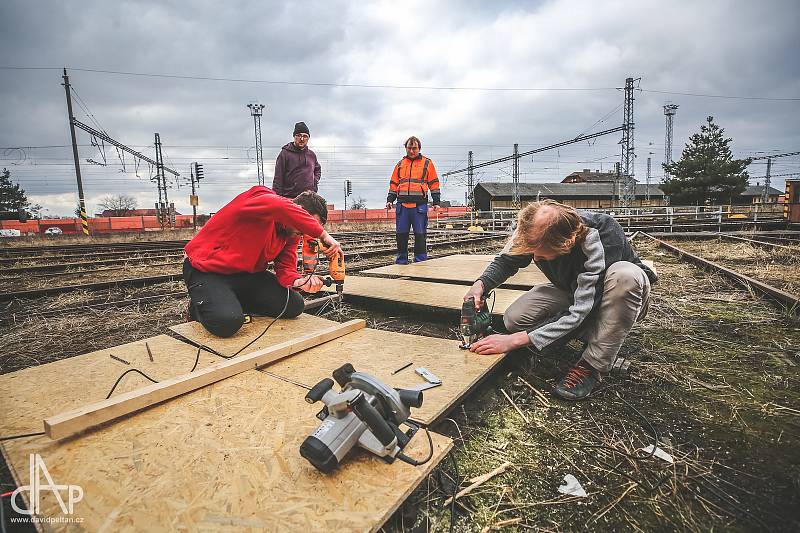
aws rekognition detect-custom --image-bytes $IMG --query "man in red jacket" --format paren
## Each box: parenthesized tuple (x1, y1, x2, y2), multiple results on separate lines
(183, 187, 342, 337)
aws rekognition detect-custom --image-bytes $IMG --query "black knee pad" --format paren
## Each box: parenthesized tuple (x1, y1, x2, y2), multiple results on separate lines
(284, 292, 306, 318)
(203, 312, 245, 338)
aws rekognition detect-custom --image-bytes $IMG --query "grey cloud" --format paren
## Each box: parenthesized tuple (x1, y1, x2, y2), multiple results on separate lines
(1, 0, 798, 216)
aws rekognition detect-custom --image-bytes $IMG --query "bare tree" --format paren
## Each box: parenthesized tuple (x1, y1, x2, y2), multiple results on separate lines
(349, 196, 367, 210)
(99, 194, 137, 217)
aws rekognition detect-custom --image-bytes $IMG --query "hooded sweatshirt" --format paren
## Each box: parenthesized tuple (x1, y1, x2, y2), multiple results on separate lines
(272, 142, 321, 198)
(478, 211, 657, 351)
(184, 186, 323, 287)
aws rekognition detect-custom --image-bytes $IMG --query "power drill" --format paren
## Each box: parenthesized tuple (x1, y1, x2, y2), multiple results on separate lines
(459, 296, 493, 349)
(300, 363, 424, 473)
(301, 235, 346, 294)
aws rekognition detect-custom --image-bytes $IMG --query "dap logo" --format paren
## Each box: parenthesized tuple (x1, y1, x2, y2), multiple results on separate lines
(10, 454, 84, 515)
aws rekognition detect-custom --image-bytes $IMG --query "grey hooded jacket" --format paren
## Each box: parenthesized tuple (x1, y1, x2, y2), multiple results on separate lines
(478, 211, 657, 351)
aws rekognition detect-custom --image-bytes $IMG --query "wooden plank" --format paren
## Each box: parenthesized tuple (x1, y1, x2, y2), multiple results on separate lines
(324, 276, 525, 317)
(44, 319, 366, 440)
(170, 312, 340, 356)
(362, 254, 548, 288)
(2, 371, 452, 532)
(362, 254, 655, 287)
(173, 313, 504, 426)
(0, 335, 214, 436)
(262, 328, 506, 426)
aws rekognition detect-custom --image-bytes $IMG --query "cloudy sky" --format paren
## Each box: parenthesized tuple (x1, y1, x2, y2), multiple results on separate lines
(1, 0, 799, 217)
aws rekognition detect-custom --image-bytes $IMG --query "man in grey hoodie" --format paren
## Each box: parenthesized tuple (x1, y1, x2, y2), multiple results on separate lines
(464, 200, 656, 401)
(272, 122, 321, 198)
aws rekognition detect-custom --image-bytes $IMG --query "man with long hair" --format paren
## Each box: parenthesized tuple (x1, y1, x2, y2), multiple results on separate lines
(463, 200, 656, 400)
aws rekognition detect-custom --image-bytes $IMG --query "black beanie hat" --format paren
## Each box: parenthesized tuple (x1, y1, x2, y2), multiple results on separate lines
(293, 122, 310, 136)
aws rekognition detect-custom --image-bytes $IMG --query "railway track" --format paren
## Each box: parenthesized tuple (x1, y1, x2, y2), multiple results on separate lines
(0, 233, 506, 282)
(636, 233, 799, 312)
(0, 232, 506, 320)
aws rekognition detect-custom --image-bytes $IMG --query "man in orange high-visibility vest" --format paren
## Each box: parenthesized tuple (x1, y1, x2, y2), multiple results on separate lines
(385, 136, 441, 264)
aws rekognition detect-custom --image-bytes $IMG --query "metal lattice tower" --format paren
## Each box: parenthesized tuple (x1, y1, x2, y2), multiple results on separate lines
(646, 155, 652, 202)
(663, 103, 679, 175)
(247, 103, 266, 186)
(620, 77, 639, 207)
(466, 150, 474, 208)
(512, 143, 520, 208)
(153, 133, 170, 226)
(763, 157, 773, 203)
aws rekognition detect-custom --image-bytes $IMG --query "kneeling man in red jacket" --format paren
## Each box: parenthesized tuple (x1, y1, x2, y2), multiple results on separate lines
(183, 187, 341, 337)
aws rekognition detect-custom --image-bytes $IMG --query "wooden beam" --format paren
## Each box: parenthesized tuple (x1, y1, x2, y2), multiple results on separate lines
(44, 319, 366, 440)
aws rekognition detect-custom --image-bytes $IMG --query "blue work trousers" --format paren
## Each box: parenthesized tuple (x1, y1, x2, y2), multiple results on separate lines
(394, 203, 428, 264)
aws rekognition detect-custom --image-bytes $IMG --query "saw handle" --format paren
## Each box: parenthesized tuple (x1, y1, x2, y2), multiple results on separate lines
(350, 393, 396, 447)
(305, 378, 334, 404)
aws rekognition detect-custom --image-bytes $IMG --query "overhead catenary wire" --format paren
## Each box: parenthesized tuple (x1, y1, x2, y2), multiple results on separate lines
(3, 66, 800, 101)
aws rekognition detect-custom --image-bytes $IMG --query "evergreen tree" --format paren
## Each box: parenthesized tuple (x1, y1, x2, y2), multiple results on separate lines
(0, 168, 29, 211)
(662, 116, 751, 205)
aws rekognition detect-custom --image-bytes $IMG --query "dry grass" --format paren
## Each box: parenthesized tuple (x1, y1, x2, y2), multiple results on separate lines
(665, 237, 800, 295)
(376, 238, 799, 532)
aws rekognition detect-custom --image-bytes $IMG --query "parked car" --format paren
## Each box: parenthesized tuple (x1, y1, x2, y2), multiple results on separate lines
(44, 227, 63, 235)
(0, 229, 22, 237)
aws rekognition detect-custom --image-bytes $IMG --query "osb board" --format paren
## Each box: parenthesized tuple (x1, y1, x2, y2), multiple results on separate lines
(1, 370, 452, 532)
(0, 335, 216, 436)
(324, 276, 525, 317)
(264, 328, 505, 426)
(363, 254, 548, 288)
(169, 313, 338, 356)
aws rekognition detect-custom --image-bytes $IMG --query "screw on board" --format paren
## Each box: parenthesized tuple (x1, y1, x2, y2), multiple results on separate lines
(145, 342, 154, 362)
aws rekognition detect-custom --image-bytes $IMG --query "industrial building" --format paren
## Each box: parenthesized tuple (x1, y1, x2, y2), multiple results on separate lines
(473, 182, 667, 211)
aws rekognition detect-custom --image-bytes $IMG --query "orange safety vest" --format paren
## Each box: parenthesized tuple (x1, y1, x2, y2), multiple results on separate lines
(389, 155, 440, 207)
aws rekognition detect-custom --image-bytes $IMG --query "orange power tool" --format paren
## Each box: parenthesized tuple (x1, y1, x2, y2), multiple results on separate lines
(301, 235, 345, 294)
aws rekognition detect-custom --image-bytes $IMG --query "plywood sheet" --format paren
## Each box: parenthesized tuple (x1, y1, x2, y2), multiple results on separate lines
(170, 313, 339, 356)
(263, 328, 505, 426)
(363, 254, 548, 288)
(173, 313, 504, 426)
(0, 335, 216, 436)
(1, 370, 451, 532)
(325, 276, 525, 317)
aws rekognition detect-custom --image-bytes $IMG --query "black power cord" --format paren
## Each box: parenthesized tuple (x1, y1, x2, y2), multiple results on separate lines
(105, 283, 296, 399)
(396, 425, 434, 467)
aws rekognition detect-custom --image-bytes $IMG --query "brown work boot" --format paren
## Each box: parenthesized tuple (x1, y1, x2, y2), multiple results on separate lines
(552, 358, 602, 400)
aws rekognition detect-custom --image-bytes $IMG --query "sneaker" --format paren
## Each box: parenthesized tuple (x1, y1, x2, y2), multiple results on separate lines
(552, 358, 601, 400)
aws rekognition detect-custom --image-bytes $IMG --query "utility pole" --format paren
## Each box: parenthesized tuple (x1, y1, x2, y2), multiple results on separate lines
(62, 68, 89, 236)
(153, 133, 170, 228)
(620, 77, 640, 207)
(646, 155, 652, 203)
(663, 103, 679, 178)
(763, 158, 772, 204)
(247, 103, 266, 186)
(466, 150, 474, 209)
(749, 151, 800, 203)
(512, 143, 520, 209)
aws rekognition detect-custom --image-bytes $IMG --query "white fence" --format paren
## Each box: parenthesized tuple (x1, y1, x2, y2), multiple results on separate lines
(430, 204, 785, 232)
